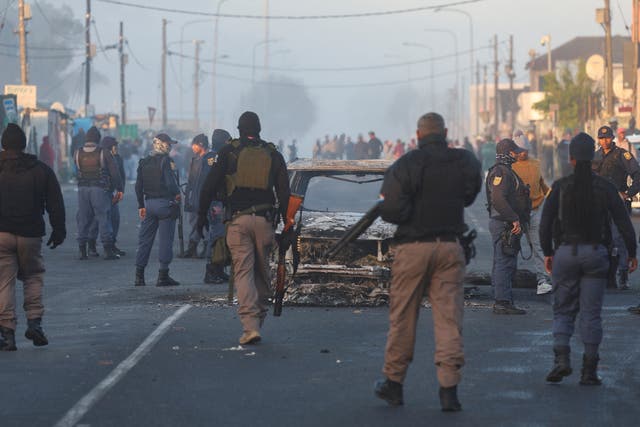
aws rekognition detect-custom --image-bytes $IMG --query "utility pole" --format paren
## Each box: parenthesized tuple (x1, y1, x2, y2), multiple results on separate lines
(483, 64, 488, 136)
(161, 18, 168, 129)
(85, 0, 92, 113)
(508, 34, 515, 131)
(119, 21, 127, 124)
(604, 0, 614, 117)
(17, 0, 28, 84)
(193, 40, 204, 131)
(632, 0, 639, 121)
(476, 61, 480, 137)
(493, 34, 500, 138)
(264, 0, 270, 80)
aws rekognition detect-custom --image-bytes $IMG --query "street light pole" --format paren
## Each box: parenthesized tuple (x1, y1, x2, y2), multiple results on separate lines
(252, 39, 279, 84)
(425, 28, 459, 138)
(193, 40, 204, 131)
(212, 0, 231, 129)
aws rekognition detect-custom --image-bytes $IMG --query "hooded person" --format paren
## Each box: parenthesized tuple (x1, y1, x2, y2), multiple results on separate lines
(197, 112, 291, 344)
(0, 124, 66, 350)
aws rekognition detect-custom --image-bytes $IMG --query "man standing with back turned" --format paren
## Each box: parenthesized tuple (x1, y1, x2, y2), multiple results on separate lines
(374, 113, 482, 411)
(0, 124, 66, 350)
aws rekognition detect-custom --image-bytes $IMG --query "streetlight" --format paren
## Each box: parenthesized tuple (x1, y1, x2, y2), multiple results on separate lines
(253, 39, 279, 83)
(540, 34, 552, 72)
(402, 42, 435, 109)
(425, 28, 459, 138)
(212, 0, 232, 129)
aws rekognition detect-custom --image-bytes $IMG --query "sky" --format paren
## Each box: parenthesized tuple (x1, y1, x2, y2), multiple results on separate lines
(12, 0, 636, 153)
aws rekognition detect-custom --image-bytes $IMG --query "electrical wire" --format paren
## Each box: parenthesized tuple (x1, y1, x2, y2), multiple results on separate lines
(91, 20, 115, 62)
(615, 0, 631, 36)
(0, 41, 83, 51)
(167, 52, 185, 91)
(33, 0, 84, 43)
(125, 40, 147, 70)
(0, 49, 84, 59)
(41, 63, 85, 99)
(0, 0, 15, 35)
(95, 0, 484, 20)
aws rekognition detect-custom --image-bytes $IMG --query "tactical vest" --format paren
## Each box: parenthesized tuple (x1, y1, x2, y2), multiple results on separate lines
(553, 176, 611, 247)
(593, 147, 627, 191)
(140, 154, 171, 199)
(225, 139, 275, 196)
(486, 164, 532, 222)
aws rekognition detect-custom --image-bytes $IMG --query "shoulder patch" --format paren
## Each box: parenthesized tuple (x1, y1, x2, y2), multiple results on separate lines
(207, 157, 215, 166)
(624, 152, 632, 160)
(492, 176, 502, 186)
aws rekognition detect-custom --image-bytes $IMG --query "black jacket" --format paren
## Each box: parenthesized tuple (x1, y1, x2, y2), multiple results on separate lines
(380, 134, 482, 243)
(0, 151, 66, 238)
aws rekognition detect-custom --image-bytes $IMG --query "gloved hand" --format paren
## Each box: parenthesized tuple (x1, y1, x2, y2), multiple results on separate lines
(47, 229, 66, 249)
(197, 214, 209, 238)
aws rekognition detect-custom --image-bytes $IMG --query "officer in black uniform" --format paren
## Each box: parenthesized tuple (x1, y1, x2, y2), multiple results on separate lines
(540, 132, 637, 385)
(198, 111, 290, 345)
(592, 125, 640, 289)
(486, 139, 531, 315)
(134, 133, 181, 287)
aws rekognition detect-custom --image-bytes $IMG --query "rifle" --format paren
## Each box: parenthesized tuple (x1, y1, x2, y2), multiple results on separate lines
(274, 194, 304, 317)
(324, 200, 382, 260)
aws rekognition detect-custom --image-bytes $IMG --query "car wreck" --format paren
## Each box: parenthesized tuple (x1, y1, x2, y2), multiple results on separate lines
(274, 159, 396, 306)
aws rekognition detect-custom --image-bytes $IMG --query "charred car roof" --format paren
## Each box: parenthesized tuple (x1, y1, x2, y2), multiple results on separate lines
(287, 159, 393, 173)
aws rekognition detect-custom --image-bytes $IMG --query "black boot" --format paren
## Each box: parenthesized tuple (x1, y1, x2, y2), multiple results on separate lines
(113, 244, 126, 257)
(492, 300, 526, 315)
(78, 243, 88, 260)
(439, 385, 462, 412)
(88, 239, 100, 257)
(546, 345, 572, 382)
(134, 267, 146, 287)
(0, 326, 17, 351)
(374, 378, 403, 406)
(103, 245, 120, 260)
(25, 318, 48, 347)
(204, 263, 225, 284)
(183, 241, 198, 258)
(580, 354, 602, 386)
(157, 269, 180, 287)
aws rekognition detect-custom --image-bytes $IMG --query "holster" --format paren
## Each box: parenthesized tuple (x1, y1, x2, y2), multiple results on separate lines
(501, 225, 522, 257)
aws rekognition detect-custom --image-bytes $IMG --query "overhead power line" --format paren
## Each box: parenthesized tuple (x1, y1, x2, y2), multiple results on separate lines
(95, 0, 484, 20)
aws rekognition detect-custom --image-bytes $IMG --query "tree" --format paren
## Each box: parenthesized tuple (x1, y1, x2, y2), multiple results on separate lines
(238, 74, 315, 140)
(533, 60, 600, 131)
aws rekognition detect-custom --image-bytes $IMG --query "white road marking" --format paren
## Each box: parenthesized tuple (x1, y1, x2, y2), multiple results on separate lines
(54, 304, 192, 427)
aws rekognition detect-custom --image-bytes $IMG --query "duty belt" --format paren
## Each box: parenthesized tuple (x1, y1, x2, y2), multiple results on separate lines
(231, 203, 274, 219)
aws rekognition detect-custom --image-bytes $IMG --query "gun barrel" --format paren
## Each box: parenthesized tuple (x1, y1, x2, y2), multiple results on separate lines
(324, 202, 382, 260)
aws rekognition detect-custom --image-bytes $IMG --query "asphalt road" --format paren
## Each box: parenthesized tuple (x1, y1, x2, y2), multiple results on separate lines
(1, 182, 639, 427)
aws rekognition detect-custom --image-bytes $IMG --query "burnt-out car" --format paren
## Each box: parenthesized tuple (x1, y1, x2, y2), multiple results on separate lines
(274, 159, 396, 305)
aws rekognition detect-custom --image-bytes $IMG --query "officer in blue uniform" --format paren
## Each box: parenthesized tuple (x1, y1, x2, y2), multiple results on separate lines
(540, 132, 637, 385)
(75, 126, 123, 261)
(134, 133, 181, 287)
(592, 125, 640, 289)
(183, 134, 217, 258)
(486, 139, 531, 315)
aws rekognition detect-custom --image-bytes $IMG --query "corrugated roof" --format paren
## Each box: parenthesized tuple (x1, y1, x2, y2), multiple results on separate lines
(526, 35, 629, 70)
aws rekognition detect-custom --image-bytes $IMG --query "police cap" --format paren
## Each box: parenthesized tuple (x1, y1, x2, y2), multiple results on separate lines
(496, 138, 525, 155)
(597, 126, 614, 139)
(569, 132, 595, 161)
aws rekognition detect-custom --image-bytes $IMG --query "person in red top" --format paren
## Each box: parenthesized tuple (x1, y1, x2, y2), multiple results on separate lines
(39, 136, 55, 169)
(393, 139, 405, 159)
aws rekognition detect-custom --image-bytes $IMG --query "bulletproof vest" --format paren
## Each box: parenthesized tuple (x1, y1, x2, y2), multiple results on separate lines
(225, 139, 274, 196)
(0, 164, 38, 218)
(593, 148, 627, 191)
(77, 148, 103, 184)
(140, 154, 171, 199)
(486, 164, 532, 222)
(554, 176, 611, 247)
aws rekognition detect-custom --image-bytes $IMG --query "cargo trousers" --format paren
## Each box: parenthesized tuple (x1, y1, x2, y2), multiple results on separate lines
(226, 214, 274, 333)
(0, 233, 45, 330)
(383, 240, 466, 388)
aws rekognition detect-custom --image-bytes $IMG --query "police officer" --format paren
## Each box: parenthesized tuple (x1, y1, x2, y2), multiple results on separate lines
(134, 133, 181, 287)
(75, 126, 123, 260)
(592, 125, 640, 289)
(374, 112, 481, 412)
(0, 124, 66, 350)
(486, 138, 531, 315)
(198, 112, 290, 345)
(87, 136, 126, 257)
(540, 132, 637, 385)
(183, 134, 217, 258)
(203, 129, 232, 284)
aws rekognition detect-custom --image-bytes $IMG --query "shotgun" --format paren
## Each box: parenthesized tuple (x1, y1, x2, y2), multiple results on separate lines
(274, 194, 304, 317)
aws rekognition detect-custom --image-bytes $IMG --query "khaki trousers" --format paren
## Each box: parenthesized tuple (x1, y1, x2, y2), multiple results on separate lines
(0, 233, 45, 330)
(383, 240, 466, 388)
(226, 214, 274, 333)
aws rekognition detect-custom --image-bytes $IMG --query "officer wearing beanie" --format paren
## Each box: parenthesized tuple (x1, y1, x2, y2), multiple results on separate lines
(87, 136, 127, 257)
(183, 134, 216, 259)
(198, 112, 290, 345)
(75, 126, 124, 260)
(486, 139, 531, 315)
(134, 133, 182, 287)
(203, 129, 232, 284)
(540, 132, 637, 385)
(0, 124, 66, 351)
(592, 125, 640, 290)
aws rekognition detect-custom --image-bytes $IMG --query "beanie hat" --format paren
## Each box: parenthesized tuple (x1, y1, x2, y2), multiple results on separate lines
(237, 111, 261, 135)
(101, 136, 118, 150)
(211, 128, 231, 152)
(191, 133, 209, 149)
(1, 123, 27, 151)
(512, 129, 531, 151)
(85, 126, 101, 143)
(569, 132, 595, 161)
